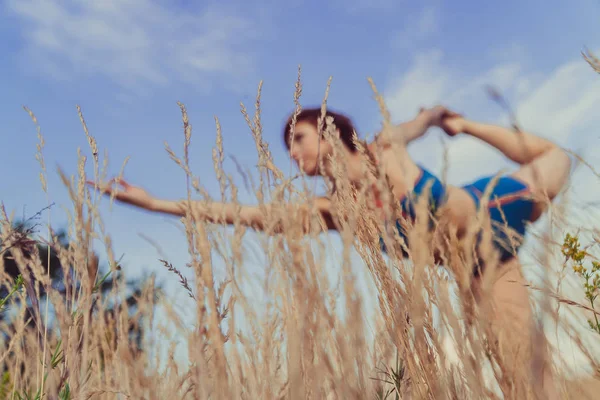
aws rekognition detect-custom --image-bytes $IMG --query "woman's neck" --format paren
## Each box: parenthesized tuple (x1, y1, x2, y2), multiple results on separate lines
(321, 149, 376, 189)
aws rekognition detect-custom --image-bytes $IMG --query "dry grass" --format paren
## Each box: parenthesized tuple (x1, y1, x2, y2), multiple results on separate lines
(2, 71, 600, 400)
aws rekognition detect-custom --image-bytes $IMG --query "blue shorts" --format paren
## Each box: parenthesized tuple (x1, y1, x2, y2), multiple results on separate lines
(461, 174, 535, 264)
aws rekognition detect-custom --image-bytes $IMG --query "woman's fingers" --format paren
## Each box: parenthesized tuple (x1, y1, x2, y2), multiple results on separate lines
(86, 180, 110, 193)
(86, 177, 131, 194)
(444, 109, 463, 119)
(416, 105, 464, 137)
(113, 177, 131, 189)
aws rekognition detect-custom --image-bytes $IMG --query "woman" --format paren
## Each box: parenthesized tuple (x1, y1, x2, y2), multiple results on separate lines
(92, 107, 569, 249)
(90, 105, 570, 395)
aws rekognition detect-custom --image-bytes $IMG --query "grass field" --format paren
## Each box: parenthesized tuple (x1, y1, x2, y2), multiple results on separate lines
(2, 60, 600, 399)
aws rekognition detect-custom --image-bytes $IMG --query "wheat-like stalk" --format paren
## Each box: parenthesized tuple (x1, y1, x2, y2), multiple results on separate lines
(3, 74, 600, 400)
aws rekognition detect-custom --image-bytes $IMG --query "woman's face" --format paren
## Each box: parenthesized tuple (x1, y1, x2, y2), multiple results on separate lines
(288, 120, 333, 176)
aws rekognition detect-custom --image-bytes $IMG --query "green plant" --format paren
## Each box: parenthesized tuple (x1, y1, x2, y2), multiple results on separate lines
(373, 350, 406, 400)
(562, 233, 600, 334)
(0, 275, 24, 313)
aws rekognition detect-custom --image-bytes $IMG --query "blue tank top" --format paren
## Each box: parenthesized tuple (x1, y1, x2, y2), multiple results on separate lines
(379, 166, 535, 266)
(379, 166, 447, 255)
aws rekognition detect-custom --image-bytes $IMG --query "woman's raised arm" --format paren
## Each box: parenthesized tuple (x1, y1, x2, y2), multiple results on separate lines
(374, 106, 462, 149)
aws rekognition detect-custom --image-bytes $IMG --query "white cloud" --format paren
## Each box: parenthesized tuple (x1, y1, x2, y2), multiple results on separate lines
(383, 49, 523, 124)
(515, 59, 600, 148)
(384, 48, 600, 183)
(385, 49, 451, 121)
(391, 6, 440, 50)
(446, 57, 600, 182)
(7, 0, 262, 92)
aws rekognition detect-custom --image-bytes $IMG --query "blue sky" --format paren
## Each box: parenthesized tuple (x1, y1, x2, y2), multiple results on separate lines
(3, 0, 600, 373)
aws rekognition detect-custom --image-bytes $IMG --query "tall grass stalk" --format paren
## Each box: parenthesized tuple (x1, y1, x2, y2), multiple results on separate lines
(1, 76, 599, 399)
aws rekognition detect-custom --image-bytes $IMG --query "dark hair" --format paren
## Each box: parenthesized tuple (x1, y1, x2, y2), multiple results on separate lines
(282, 107, 360, 152)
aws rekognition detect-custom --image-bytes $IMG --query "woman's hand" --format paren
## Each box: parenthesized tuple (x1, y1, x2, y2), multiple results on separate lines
(87, 178, 156, 211)
(420, 105, 465, 137)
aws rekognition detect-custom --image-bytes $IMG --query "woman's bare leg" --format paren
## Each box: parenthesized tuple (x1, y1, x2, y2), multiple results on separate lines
(472, 258, 558, 399)
(462, 119, 570, 397)
(441, 111, 570, 397)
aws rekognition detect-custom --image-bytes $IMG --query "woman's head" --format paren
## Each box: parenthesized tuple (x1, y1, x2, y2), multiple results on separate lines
(282, 107, 360, 176)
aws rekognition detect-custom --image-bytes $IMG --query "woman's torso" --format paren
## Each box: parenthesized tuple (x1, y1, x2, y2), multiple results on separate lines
(373, 144, 476, 236)
(371, 144, 534, 264)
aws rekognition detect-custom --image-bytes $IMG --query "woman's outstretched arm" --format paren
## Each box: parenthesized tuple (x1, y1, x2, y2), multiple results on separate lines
(151, 197, 266, 228)
(89, 178, 337, 234)
(152, 197, 336, 233)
